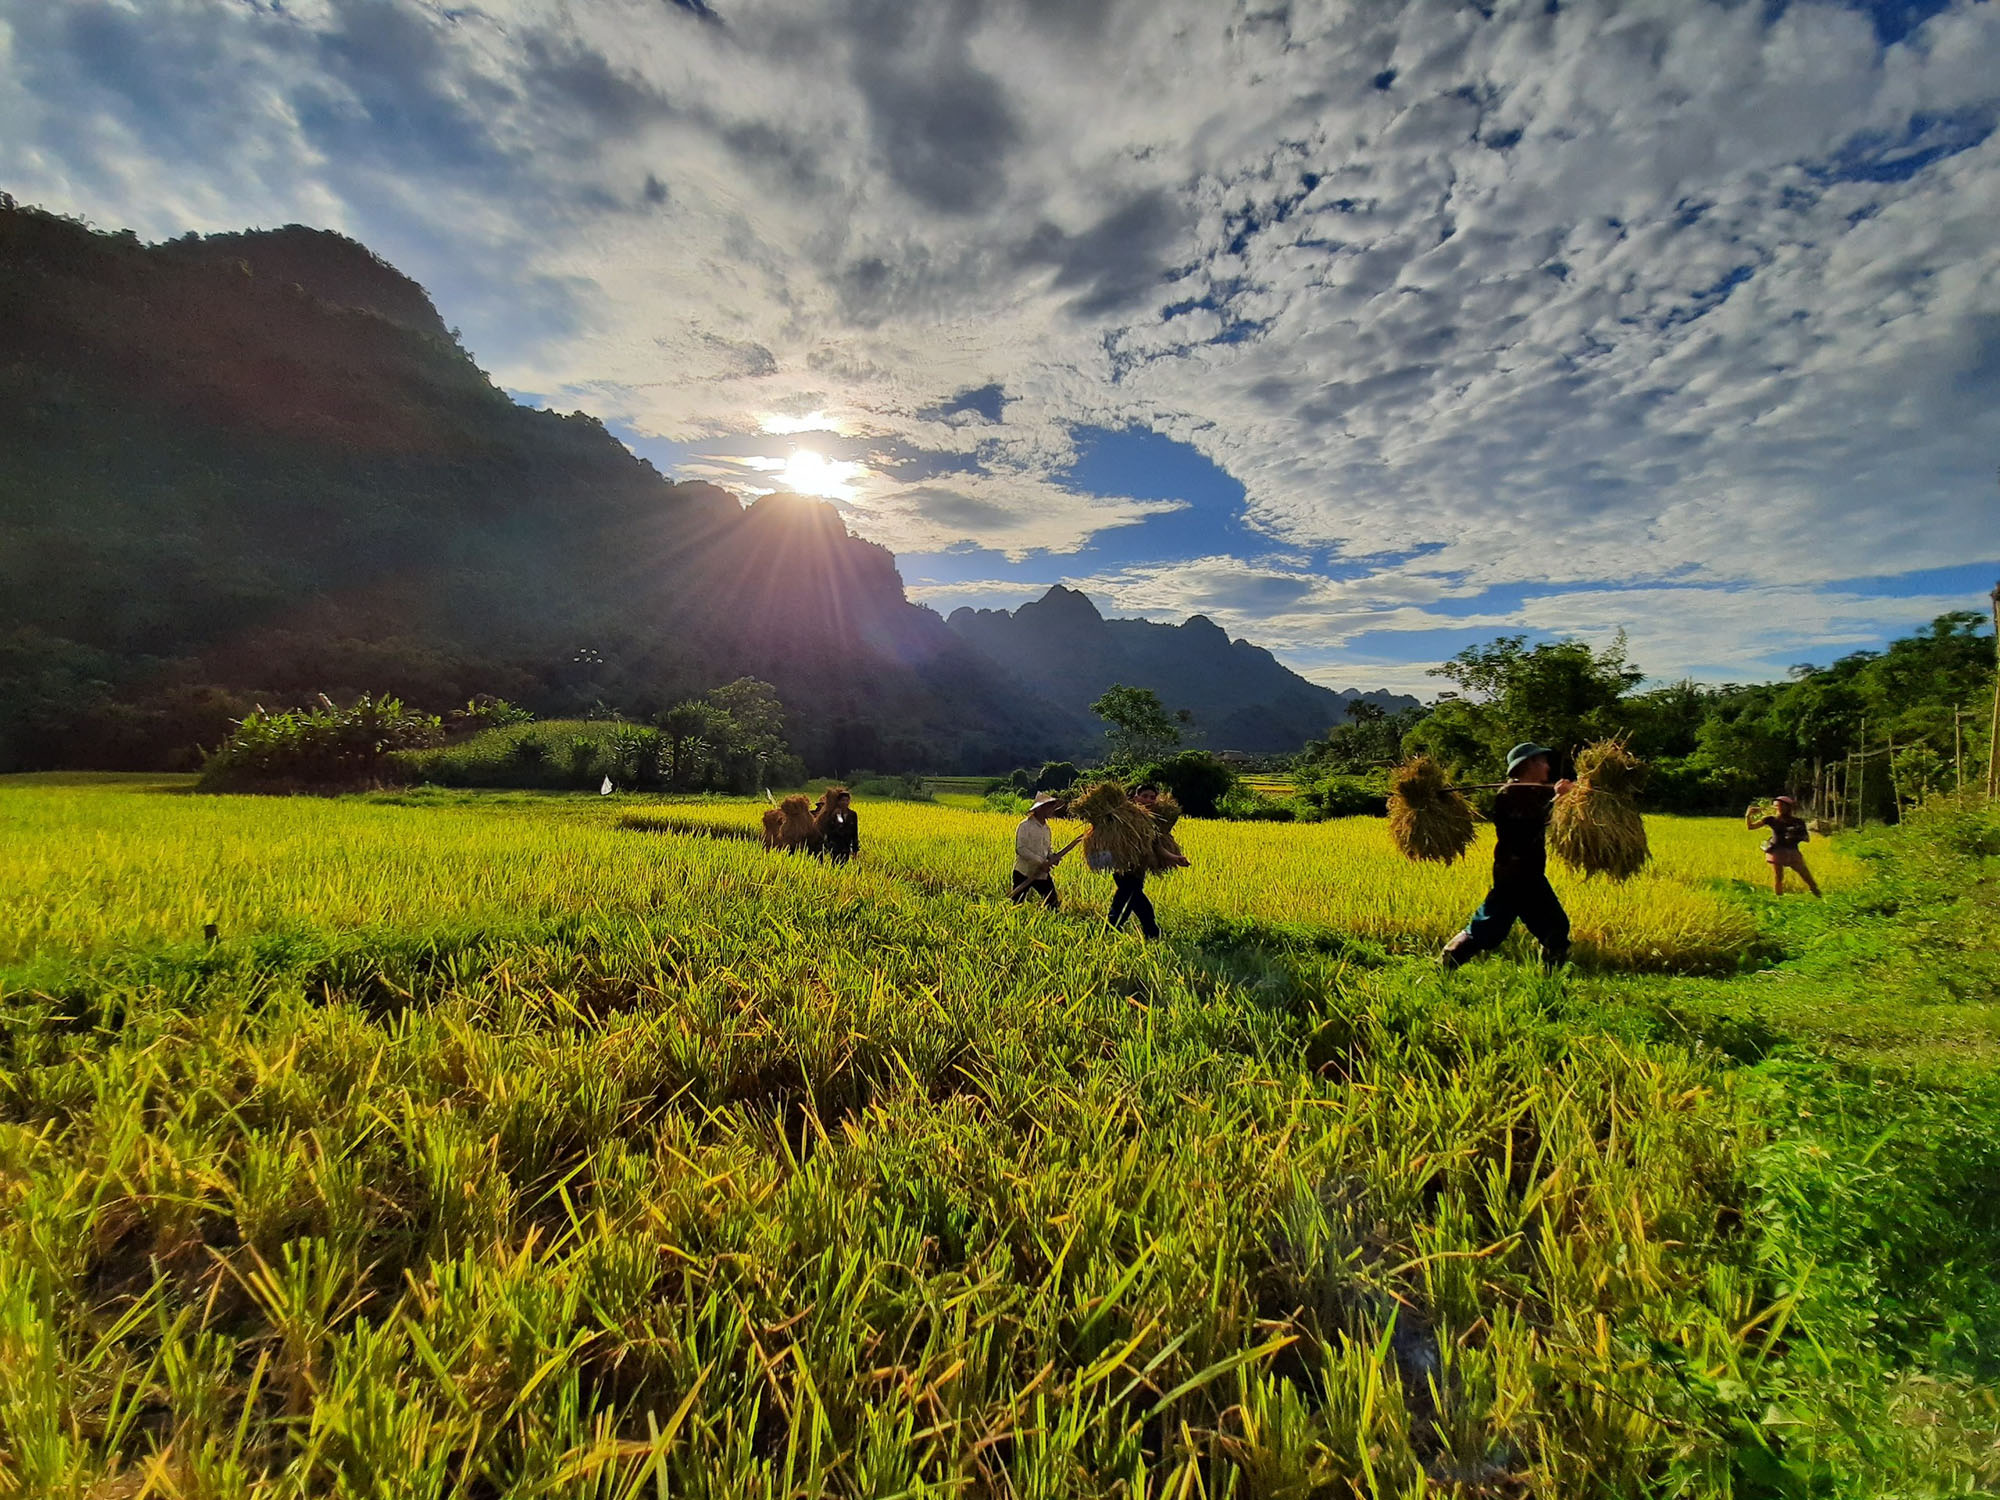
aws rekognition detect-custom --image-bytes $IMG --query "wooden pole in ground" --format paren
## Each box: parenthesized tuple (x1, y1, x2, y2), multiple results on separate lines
(1988, 580, 2000, 799)
(1954, 708, 1964, 805)
(1857, 718, 1867, 829)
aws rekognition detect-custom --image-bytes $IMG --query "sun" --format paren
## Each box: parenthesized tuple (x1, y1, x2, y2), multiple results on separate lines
(777, 448, 862, 501)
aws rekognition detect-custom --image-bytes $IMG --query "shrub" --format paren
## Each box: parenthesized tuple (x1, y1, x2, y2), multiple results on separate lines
(451, 695, 534, 734)
(1134, 750, 1237, 818)
(1217, 784, 1296, 821)
(1298, 773, 1389, 819)
(1035, 761, 1080, 792)
(199, 694, 442, 791)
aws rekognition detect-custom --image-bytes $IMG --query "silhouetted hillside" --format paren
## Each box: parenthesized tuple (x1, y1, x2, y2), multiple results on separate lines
(0, 198, 1071, 773)
(948, 587, 1415, 753)
(0, 199, 1391, 774)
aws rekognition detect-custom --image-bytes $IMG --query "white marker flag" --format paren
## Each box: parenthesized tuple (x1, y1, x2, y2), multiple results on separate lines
(600, 776, 614, 796)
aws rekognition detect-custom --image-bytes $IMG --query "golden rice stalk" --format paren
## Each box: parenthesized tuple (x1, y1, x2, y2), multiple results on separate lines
(1388, 756, 1477, 864)
(1572, 739, 1647, 797)
(1549, 739, 1650, 879)
(1071, 780, 1162, 872)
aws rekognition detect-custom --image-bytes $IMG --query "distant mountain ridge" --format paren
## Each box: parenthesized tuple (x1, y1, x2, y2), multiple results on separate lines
(0, 198, 1404, 773)
(948, 587, 1415, 755)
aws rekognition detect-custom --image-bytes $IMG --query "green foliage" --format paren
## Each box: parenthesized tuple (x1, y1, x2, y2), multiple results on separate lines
(1214, 783, 1296, 821)
(450, 695, 533, 733)
(1035, 760, 1080, 792)
(1130, 749, 1237, 817)
(1091, 683, 1184, 763)
(1296, 700, 1426, 776)
(1406, 633, 1641, 780)
(198, 694, 442, 790)
(398, 679, 802, 793)
(1389, 614, 1995, 818)
(1295, 772, 1389, 820)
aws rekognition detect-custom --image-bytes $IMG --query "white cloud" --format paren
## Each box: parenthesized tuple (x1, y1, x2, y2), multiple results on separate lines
(3, 0, 1995, 680)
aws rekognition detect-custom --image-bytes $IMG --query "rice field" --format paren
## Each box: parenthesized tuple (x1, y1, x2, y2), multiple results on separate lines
(621, 797, 1858, 974)
(0, 775, 1974, 1499)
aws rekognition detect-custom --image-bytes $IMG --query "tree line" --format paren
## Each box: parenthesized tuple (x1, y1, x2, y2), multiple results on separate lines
(1298, 610, 1996, 818)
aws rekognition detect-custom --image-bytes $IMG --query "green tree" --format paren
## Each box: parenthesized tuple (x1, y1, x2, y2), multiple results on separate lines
(1091, 684, 1183, 764)
(1426, 634, 1642, 769)
(1298, 700, 1429, 775)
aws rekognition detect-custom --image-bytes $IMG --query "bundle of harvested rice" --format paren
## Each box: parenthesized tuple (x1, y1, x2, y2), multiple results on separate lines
(761, 794, 820, 852)
(1071, 780, 1162, 873)
(1388, 756, 1477, 864)
(1572, 739, 1647, 797)
(1549, 739, 1649, 880)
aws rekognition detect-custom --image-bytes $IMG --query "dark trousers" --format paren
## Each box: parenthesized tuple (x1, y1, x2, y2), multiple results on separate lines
(1012, 875, 1058, 909)
(1107, 870, 1159, 939)
(1446, 872, 1571, 969)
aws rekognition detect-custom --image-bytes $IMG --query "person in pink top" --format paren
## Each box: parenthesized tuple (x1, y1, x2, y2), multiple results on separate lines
(1746, 795, 1820, 897)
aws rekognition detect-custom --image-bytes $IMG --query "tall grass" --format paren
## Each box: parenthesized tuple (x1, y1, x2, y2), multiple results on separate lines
(0, 779, 1983, 1497)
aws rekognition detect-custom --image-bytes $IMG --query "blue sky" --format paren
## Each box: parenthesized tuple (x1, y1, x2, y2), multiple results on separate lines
(3, 0, 1995, 692)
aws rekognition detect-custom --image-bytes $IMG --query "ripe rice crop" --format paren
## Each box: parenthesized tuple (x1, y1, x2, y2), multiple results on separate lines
(634, 795, 1856, 973)
(3, 775, 1922, 1498)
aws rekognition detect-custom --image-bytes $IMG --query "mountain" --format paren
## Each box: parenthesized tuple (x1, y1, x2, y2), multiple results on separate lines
(0, 198, 1080, 773)
(947, 587, 1415, 754)
(0, 197, 1389, 774)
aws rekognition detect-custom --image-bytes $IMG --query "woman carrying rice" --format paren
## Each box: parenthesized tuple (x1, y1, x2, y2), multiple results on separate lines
(1441, 742, 1575, 972)
(1106, 784, 1191, 940)
(1746, 795, 1820, 897)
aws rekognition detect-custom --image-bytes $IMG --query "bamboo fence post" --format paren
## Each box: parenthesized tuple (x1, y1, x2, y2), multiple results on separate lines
(1955, 708, 1964, 805)
(1887, 730, 1901, 818)
(1857, 718, 1867, 829)
(1988, 580, 2000, 799)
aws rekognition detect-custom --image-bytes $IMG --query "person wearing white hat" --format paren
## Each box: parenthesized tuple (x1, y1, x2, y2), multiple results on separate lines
(1012, 794, 1068, 908)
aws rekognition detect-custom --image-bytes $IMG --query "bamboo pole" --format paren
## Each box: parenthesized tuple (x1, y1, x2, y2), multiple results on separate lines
(1857, 718, 1867, 829)
(1955, 708, 1964, 805)
(1988, 581, 2000, 799)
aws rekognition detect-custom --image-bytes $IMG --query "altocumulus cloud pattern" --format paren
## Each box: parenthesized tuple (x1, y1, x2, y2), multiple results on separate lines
(3, 0, 1996, 688)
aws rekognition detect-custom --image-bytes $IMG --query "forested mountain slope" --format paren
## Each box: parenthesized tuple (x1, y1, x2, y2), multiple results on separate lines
(0, 200, 1084, 773)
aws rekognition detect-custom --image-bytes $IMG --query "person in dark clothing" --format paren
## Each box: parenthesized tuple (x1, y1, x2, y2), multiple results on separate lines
(1106, 869, 1156, 939)
(1746, 795, 1818, 896)
(1106, 785, 1189, 940)
(1442, 742, 1575, 971)
(818, 788, 859, 865)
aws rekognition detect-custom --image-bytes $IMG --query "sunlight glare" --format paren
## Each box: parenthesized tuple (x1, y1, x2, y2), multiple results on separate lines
(778, 448, 863, 500)
(760, 411, 843, 435)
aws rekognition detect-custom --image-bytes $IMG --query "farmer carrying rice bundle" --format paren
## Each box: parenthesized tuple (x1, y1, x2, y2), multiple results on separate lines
(1071, 780, 1189, 940)
(1747, 794, 1820, 897)
(1441, 742, 1574, 972)
(816, 787, 859, 865)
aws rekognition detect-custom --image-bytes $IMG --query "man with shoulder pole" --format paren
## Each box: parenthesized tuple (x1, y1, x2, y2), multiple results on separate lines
(1441, 742, 1575, 972)
(1011, 794, 1073, 908)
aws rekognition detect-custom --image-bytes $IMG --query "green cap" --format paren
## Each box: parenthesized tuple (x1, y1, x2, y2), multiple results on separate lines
(1506, 742, 1554, 775)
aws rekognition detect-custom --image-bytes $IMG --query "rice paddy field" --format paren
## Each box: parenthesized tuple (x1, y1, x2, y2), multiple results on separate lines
(2, 775, 1995, 1497)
